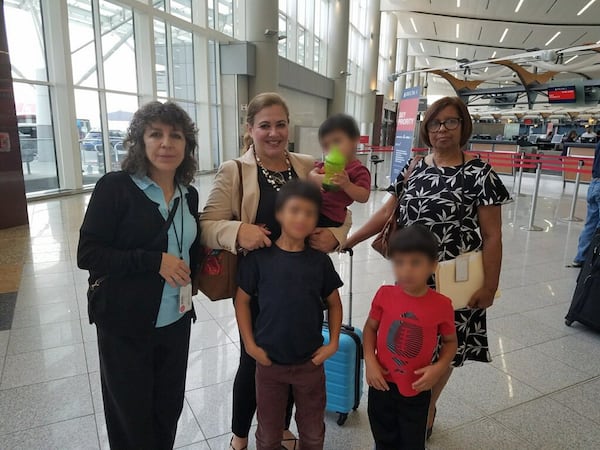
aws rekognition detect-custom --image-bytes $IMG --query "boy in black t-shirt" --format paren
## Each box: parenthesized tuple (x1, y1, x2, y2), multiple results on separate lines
(235, 180, 343, 450)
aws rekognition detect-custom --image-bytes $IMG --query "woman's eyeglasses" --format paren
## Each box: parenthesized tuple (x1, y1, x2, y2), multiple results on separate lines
(427, 118, 462, 132)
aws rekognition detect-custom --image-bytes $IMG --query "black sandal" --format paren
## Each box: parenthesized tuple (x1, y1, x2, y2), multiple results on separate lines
(281, 437, 298, 450)
(230, 437, 248, 450)
(426, 407, 437, 440)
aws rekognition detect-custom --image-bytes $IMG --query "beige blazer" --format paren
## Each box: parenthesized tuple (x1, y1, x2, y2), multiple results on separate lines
(199, 149, 351, 253)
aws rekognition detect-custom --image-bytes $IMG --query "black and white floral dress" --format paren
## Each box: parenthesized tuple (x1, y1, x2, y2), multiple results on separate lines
(391, 157, 511, 366)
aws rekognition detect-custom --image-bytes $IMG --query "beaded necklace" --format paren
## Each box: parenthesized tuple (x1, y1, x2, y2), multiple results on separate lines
(254, 149, 293, 192)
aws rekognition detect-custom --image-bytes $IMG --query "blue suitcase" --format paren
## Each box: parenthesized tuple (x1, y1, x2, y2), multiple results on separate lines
(322, 249, 364, 426)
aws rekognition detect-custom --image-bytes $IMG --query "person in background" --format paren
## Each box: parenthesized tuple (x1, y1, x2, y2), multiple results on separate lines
(565, 130, 579, 143)
(364, 226, 457, 450)
(309, 113, 371, 228)
(199, 92, 351, 450)
(78, 101, 200, 449)
(580, 126, 596, 141)
(572, 136, 600, 267)
(235, 180, 343, 450)
(345, 96, 510, 439)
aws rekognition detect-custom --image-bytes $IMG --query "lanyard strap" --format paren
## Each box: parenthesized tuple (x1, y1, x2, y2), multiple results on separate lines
(170, 185, 185, 259)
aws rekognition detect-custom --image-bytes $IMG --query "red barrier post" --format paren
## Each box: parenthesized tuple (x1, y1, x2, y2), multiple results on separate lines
(514, 150, 526, 197)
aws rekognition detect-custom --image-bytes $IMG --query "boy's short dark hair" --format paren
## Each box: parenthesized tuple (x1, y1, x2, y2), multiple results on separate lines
(275, 180, 322, 212)
(318, 113, 361, 141)
(388, 225, 439, 261)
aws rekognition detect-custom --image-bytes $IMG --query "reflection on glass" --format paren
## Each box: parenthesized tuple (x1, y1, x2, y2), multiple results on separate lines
(99, 1, 137, 92)
(14, 83, 59, 193)
(68, 0, 98, 88)
(75, 89, 104, 184)
(208, 0, 233, 36)
(106, 93, 138, 172)
(155, 20, 168, 98)
(172, 27, 194, 100)
(298, 27, 305, 66)
(170, 0, 192, 21)
(278, 13, 287, 58)
(314, 38, 320, 72)
(4, 0, 47, 81)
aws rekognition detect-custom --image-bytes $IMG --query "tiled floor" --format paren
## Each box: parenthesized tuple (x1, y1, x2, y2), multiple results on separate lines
(1, 171, 600, 450)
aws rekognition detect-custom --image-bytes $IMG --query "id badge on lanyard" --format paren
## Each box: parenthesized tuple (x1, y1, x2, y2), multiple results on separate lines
(172, 185, 193, 315)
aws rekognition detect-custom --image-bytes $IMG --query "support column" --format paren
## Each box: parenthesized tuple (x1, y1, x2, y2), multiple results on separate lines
(0, 1, 28, 227)
(395, 38, 408, 100)
(406, 55, 416, 89)
(360, 0, 381, 138)
(43, 0, 82, 190)
(326, 0, 350, 115)
(386, 13, 398, 100)
(244, 0, 279, 97)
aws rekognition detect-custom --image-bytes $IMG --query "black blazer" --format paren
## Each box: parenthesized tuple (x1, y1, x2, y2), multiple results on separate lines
(77, 171, 200, 336)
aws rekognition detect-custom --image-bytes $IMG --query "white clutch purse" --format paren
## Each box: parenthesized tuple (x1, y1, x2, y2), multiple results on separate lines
(435, 251, 500, 310)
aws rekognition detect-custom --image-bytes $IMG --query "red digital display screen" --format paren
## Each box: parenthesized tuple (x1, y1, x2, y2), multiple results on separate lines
(548, 86, 576, 103)
(523, 118, 534, 125)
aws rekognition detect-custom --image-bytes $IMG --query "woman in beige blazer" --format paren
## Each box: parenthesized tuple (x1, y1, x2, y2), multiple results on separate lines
(200, 93, 350, 450)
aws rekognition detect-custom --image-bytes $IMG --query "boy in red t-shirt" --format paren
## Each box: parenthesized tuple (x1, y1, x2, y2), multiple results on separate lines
(308, 114, 371, 228)
(363, 225, 457, 450)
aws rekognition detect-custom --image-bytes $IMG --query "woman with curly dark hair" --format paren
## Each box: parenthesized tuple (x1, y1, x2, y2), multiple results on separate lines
(78, 101, 200, 449)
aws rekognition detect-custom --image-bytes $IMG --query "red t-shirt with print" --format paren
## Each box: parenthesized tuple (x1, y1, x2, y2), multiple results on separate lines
(315, 159, 371, 224)
(368, 285, 455, 397)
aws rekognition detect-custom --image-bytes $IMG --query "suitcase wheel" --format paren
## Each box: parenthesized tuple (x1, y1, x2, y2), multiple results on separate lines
(336, 413, 348, 426)
(565, 319, 573, 327)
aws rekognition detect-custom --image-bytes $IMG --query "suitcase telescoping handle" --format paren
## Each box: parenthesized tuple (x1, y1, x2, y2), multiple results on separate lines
(341, 248, 354, 327)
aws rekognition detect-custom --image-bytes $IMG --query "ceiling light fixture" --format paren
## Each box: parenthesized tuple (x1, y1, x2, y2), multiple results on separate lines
(456, 47, 459, 57)
(426, 58, 431, 65)
(484, 67, 489, 72)
(420, 42, 425, 52)
(499, 28, 509, 43)
(492, 51, 497, 58)
(410, 17, 418, 33)
(457, 0, 461, 7)
(545, 31, 561, 46)
(515, 0, 525, 12)
(565, 55, 578, 64)
(577, 0, 597, 15)
(456, 23, 460, 38)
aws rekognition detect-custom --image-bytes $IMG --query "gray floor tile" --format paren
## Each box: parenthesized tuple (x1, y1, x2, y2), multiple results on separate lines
(0, 343, 87, 389)
(493, 397, 600, 450)
(18, 273, 76, 293)
(7, 320, 83, 354)
(22, 261, 74, 276)
(551, 378, 600, 425)
(192, 299, 214, 322)
(487, 313, 570, 347)
(176, 442, 210, 450)
(532, 335, 600, 376)
(486, 328, 528, 357)
(0, 415, 99, 450)
(521, 303, 578, 335)
(433, 390, 487, 433)
(185, 343, 239, 391)
(174, 401, 206, 448)
(81, 319, 97, 342)
(189, 320, 233, 353)
(444, 363, 541, 415)
(84, 340, 100, 373)
(89, 371, 103, 413)
(215, 316, 240, 343)
(427, 418, 536, 450)
(186, 381, 235, 439)
(491, 347, 591, 394)
(200, 299, 236, 319)
(0, 330, 9, 356)
(0, 374, 93, 434)
(0, 292, 17, 331)
(10, 301, 80, 329)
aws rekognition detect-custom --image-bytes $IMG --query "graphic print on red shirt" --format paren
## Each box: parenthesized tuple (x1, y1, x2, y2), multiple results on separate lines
(368, 285, 455, 397)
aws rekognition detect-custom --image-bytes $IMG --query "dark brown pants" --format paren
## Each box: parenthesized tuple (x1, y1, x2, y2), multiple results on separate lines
(255, 360, 326, 450)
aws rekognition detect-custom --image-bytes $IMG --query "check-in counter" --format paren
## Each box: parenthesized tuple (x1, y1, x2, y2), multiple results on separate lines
(468, 140, 520, 175)
(564, 143, 596, 183)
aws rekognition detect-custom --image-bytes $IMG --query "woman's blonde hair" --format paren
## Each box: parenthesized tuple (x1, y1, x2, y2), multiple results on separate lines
(243, 92, 290, 152)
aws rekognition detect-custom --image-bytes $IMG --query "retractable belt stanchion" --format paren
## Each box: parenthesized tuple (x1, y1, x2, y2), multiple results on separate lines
(513, 150, 525, 197)
(561, 159, 585, 222)
(520, 161, 544, 231)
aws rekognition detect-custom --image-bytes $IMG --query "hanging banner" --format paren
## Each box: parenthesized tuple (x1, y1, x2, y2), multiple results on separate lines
(390, 86, 421, 182)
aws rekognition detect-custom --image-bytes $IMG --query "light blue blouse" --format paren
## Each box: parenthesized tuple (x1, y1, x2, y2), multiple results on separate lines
(130, 175, 197, 328)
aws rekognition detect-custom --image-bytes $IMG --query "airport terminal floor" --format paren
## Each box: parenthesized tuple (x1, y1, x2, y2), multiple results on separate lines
(1, 172, 600, 450)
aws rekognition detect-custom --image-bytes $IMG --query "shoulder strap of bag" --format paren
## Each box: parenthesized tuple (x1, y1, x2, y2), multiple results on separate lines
(394, 155, 422, 210)
(234, 159, 243, 220)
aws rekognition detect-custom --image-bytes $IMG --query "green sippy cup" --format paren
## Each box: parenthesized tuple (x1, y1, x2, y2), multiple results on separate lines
(322, 146, 347, 192)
